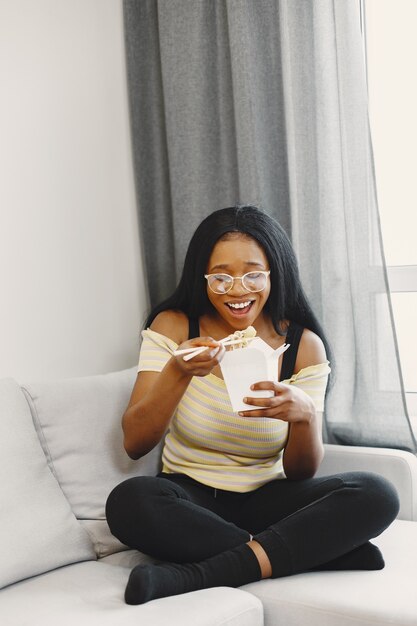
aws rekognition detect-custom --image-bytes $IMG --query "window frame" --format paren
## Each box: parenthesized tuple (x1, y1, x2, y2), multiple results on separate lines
(362, 0, 417, 427)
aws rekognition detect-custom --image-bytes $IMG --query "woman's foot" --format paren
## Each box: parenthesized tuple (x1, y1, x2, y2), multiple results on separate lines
(124, 543, 262, 605)
(313, 542, 385, 572)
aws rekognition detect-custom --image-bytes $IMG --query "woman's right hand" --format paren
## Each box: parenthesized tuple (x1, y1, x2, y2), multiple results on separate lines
(173, 337, 226, 377)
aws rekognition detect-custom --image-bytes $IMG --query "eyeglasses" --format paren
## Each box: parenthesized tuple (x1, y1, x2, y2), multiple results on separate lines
(204, 271, 270, 294)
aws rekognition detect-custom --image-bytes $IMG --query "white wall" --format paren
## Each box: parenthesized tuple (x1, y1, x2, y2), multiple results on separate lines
(0, 0, 148, 382)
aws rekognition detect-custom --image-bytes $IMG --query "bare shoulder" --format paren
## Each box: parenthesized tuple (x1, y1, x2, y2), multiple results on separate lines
(150, 310, 189, 345)
(295, 328, 327, 372)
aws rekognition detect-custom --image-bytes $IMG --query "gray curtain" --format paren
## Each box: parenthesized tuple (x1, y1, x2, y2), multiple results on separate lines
(123, 0, 416, 452)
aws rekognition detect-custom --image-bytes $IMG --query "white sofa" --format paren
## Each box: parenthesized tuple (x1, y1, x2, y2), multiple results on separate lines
(1, 367, 417, 626)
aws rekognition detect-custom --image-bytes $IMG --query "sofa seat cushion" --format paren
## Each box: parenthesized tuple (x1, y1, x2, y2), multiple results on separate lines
(99, 548, 158, 568)
(242, 519, 417, 626)
(0, 379, 95, 589)
(0, 560, 263, 626)
(102, 521, 417, 626)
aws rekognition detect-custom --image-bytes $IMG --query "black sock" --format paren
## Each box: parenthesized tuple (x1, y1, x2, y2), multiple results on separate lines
(125, 543, 262, 605)
(312, 542, 385, 571)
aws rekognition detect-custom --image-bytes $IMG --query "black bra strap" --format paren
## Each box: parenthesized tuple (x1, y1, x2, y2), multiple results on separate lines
(280, 322, 304, 381)
(188, 317, 200, 340)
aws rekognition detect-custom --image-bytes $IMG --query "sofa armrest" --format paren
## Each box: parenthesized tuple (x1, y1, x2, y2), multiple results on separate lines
(317, 443, 417, 521)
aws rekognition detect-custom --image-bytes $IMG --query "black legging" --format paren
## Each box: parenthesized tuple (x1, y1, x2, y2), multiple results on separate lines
(106, 470, 399, 573)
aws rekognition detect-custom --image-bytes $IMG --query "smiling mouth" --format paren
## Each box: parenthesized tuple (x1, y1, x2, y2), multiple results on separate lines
(225, 300, 255, 314)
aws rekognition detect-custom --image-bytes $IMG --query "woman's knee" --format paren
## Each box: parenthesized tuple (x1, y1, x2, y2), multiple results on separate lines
(341, 471, 400, 528)
(365, 471, 399, 522)
(106, 476, 153, 538)
(105, 476, 187, 545)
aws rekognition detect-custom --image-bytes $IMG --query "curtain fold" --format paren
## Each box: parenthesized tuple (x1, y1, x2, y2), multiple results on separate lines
(123, 0, 416, 452)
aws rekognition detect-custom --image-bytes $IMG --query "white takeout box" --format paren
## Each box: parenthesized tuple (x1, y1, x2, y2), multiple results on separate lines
(219, 337, 290, 412)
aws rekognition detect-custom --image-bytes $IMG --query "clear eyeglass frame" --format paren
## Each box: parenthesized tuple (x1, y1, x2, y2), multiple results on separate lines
(204, 270, 270, 294)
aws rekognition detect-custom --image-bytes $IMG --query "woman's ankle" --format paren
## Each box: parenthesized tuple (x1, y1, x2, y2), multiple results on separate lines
(247, 539, 272, 578)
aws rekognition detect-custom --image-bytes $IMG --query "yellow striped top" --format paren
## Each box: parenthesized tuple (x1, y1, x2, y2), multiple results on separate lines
(138, 329, 331, 493)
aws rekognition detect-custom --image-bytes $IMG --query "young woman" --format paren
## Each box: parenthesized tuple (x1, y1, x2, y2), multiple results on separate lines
(106, 205, 399, 605)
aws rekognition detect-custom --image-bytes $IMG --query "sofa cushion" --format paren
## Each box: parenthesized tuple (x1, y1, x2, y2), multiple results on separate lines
(80, 519, 130, 558)
(0, 560, 263, 626)
(0, 378, 95, 589)
(22, 368, 162, 524)
(242, 519, 417, 626)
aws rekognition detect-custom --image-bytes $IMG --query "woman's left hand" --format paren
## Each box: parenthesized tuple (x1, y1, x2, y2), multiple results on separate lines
(238, 381, 315, 424)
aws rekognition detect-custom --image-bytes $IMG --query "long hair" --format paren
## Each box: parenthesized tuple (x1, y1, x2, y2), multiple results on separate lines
(144, 205, 332, 364)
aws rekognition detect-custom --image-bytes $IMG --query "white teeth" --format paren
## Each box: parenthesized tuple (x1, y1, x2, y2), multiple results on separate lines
(227, 301, 252, 309)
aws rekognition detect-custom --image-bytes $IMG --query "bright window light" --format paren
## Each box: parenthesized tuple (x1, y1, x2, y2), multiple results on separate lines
(364, 0, 417, 426)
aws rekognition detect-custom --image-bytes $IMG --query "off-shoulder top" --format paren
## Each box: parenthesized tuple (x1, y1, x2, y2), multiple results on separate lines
(137, 328, 330, 492)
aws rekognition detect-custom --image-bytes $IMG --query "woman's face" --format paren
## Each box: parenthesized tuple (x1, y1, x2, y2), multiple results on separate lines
(205, 234, 271, 330)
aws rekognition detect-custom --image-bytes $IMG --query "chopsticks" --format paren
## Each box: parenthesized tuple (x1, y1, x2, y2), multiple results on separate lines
(173, 336, 256, 361)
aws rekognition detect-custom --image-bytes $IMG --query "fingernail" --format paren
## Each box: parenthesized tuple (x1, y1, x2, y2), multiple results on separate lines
(238, 412, 244, 416)
(243, 397, 248, 403)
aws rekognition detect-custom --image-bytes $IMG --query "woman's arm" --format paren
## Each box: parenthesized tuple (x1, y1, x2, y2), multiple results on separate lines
(122, 365, 192, 460)
(238, 329, 328, 480)
(282, 407, 324, 480)
(122, 311, 225, 459)
(281, 330, 326, 479)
